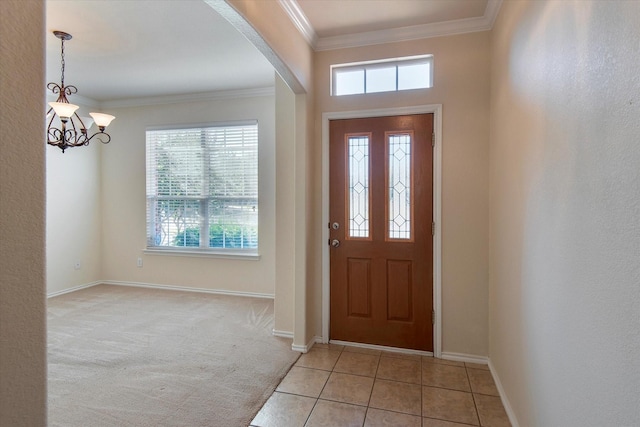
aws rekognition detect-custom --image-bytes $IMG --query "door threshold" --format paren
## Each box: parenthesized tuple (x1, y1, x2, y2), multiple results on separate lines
(329, 339, 434, 357)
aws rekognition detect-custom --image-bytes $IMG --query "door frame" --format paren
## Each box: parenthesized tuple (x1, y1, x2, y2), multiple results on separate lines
(321, 104, 443, 357)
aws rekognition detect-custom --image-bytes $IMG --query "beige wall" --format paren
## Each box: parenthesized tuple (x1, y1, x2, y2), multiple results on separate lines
(221, 0, 318, 347)
(274, 75, 296, 333)
(315, 32, 491, 357)
(0, 0, 47, 425)
(489, 1, 640, 425)
(100, 94, 277, 295)
(46, 102, 103, 295)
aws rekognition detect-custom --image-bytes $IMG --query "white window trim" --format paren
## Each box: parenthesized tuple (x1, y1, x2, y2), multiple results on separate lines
(143, 248, 260, 260)
(145, 120, 259, 255)
(331, 54, 434, 96)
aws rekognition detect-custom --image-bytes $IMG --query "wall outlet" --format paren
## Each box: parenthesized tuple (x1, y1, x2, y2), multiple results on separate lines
(137, 257, 143, 268)
(74, 261, 81, 270)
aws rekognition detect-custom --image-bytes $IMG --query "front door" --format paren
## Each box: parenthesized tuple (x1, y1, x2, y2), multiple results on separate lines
(329, 114, 433, 351)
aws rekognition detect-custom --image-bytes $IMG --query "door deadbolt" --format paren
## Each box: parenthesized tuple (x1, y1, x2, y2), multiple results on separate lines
(332, 222, 340, 230)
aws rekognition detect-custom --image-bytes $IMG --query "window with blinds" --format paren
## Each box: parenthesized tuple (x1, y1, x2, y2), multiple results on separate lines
(146, 122, 258, 252)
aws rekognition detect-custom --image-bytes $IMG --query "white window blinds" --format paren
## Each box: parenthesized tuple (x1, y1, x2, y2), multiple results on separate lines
(146, 122, 258, 251)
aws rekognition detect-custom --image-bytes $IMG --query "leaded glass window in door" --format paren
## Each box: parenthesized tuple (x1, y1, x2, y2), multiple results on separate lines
(347, 134, 371, 239)
(387, 132, 413, 240)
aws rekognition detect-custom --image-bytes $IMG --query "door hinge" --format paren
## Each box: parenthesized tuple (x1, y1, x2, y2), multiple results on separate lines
(432, 221, 435, 236)
(432, 309, 435, 325)
(432, 132, 435, 147)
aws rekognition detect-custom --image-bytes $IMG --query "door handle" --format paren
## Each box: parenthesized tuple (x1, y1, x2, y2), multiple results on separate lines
(331, 239, 341, 248)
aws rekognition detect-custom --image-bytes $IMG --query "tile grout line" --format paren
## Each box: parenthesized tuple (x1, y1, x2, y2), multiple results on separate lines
(361, 352, 383, 426)
(465, 363, 482, 426)
(303, 347, 344, 427)
(302, 350, 335, 426)
(302, 345, 345, 426)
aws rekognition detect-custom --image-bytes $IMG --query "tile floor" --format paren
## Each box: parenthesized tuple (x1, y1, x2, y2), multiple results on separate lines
(250, 344, 511, 427)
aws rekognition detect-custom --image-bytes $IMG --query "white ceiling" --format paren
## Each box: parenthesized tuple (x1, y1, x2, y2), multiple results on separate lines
(45, 0, 498, 104)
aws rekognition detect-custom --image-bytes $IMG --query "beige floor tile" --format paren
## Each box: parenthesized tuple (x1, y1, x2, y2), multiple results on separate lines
(319, 372, 374, 406)
(422, 386, 479, 426)
(465, 362, 489, 370)
(423, 362, 471, 392)
(295, 347, 341, 371)
(474, 394, 511, 427)
(305, 399, 366, 427)
(376, 356, 421, 384)
(369, 379, 422, 416)
(380, 350, 422, 361)
(313, 342, 345, 351)
(423, 418, 473, 427)
(467, 368, 499, 396)
(276, 367, 331, 398)
(364, 407, 421, 427)
(343, 345, 383, 356)
(250, 391, 316, 427)
(334, 350, 380, 377)
(422, 357, 465, 367)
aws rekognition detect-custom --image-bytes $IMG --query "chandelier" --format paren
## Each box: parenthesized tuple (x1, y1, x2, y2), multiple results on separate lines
(47, 31, 115, 153)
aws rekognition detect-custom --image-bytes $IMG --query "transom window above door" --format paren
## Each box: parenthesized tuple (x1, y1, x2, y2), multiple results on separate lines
(331, 55, 433, 96)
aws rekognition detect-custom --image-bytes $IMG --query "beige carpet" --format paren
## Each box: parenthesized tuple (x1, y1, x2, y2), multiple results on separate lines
(47, 284, 299, 427)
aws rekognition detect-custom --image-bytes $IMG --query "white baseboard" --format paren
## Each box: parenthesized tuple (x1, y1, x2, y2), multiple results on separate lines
(102, 280, 274, 299)
(441, 351, 489, 365)
(291, 335, 320, 353)
(47, 281, 102, 298)
(488, 359, 520, 427)
(272, 329, 293, 339)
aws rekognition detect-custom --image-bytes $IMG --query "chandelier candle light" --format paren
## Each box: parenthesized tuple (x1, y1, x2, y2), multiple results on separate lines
(47, 31, 115, 153)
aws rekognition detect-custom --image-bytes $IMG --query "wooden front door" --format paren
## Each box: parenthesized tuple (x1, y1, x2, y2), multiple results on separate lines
(329, 114, 434, 351)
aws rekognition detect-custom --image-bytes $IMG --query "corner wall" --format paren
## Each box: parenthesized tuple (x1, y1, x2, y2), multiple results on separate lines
(46, 103, 103, 295)
(489, 1, 640, 425)
(0, 0, 47, 424)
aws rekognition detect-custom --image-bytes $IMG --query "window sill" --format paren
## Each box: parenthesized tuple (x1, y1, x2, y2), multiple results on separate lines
(143, 248, 260, 260)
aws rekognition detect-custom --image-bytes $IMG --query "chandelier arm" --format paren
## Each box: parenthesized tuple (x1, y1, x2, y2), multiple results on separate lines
(47, 127, 63, 145)
(47, 82, 62, 94)
(84, 130, 112, 145)
(46, 106, 56, 131)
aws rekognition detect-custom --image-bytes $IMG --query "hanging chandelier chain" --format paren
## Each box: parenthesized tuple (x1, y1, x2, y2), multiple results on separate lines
(60, 37, 66, 87)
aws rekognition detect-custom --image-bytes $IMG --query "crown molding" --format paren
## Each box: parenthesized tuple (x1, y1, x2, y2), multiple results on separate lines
(278, 0, 318, 48)
(100, 86, 275, 109)
(284, 0, 503, 51)
(485, 0, 504, 27)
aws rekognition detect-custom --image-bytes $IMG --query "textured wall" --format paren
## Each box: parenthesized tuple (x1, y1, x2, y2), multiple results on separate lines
(0, 0, 47, 425)
(46, 100, 103, 295)
(489, 1, 640, 425)
(100, 95, 276, 295)
(274, 75, 297, 333)
(315, 32, 491, 357)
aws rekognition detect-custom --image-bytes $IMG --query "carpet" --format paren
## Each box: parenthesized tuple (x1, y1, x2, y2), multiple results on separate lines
(47, 284, 299, 427)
